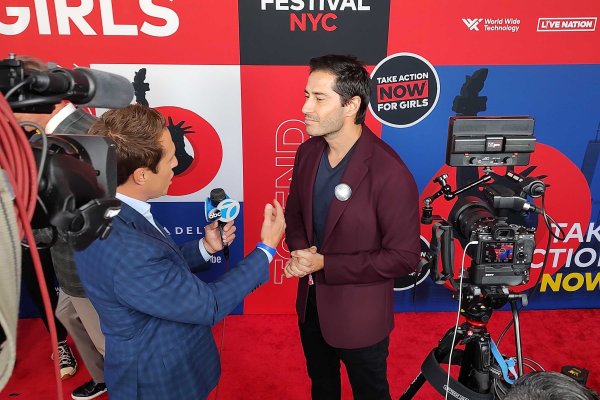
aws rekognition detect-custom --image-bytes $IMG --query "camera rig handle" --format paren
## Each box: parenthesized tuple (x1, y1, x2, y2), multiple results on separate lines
(421, 168, 493, 224)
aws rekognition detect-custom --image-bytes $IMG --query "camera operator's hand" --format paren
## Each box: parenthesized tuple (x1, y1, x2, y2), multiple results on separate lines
(284, 246, 322, 278)
(260, 199, 285, 249)
(203, 221, 236, 254)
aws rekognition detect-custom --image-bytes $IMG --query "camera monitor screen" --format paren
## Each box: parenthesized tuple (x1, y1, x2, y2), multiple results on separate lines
(481, 242, 515, 264)
(446, 116, 536, 167)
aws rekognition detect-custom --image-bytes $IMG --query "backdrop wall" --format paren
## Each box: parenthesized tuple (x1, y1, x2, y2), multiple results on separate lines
(3, 0, 599, 315)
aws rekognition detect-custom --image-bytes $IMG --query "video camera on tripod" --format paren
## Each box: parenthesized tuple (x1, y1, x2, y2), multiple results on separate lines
(0, 53, 133, 393)
(421, 116, 544, 290)
(0, 53, 134, 250)
(401, 116, 550, 400)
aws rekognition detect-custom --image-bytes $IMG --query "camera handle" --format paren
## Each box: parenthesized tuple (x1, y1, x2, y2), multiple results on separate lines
(422, 168, 493, 224)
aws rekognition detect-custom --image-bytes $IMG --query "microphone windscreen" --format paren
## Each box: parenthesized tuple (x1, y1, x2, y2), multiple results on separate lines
(209, 188, 227, 207)
(77, 68, 134, 109)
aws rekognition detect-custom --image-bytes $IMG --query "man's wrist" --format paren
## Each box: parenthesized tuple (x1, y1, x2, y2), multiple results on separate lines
(256, 242, 276, 257)
(202, 238, 217, 255)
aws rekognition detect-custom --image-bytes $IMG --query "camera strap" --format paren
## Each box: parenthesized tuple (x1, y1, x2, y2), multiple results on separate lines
(421, 350, 494, 400)
(489, 339, 517, 384)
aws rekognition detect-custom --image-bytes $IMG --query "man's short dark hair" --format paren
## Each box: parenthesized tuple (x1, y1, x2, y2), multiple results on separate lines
(309, 54, 370, 125)
(505, 372, 599, 400)
(88, 104, 166, 186)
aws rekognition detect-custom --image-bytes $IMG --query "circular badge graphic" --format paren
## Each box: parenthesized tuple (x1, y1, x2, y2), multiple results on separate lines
(155, 106, 223, 196)
(369, 53, 440, 128)
(334, 183, 352, 202)
(394, 236, 432, 291)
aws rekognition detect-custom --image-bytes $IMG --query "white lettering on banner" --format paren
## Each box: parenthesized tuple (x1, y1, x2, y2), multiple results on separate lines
(535, 247, 600, 269)
(139, 0, 179, 37)
(0, 0, 179, 36)
(537, 219, 600, 293)
(173, 226, 204, 235)
(461, 16, 520, 33)
(0, 6, 30, 35)
(271, 119, 307, 284)
(376, 73, 429, 84)
(551, 222, 600, 243)
(35, 0, 50, 34)
(100, 0, 136, 35)
(261, 0, 371, 31)
(56, 0, 95, 35)
(377, 99, 428, 111)
(261, 0, 370, 11)
(537, 17, 597, 32)
(526, 222, 600, 272)
(274, 259, 286, 284)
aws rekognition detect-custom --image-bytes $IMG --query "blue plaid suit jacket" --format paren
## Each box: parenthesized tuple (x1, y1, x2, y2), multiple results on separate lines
(75, 203, 269, 400)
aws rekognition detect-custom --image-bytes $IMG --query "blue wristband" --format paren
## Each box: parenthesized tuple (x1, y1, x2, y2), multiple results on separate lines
(256, 242, 276, 257)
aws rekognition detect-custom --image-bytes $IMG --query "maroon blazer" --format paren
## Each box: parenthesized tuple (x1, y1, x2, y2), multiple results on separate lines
(285, 126, 420, 349)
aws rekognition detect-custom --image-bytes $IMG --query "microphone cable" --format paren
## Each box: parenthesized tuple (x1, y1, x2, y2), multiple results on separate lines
(213, 238, 231, 400)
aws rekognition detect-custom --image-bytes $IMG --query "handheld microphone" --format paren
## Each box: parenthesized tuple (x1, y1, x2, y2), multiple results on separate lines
(205, 188, 240, 260)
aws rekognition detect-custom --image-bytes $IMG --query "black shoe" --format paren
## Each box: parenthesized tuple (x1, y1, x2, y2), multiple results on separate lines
(52, 340, 77, 380)
(71, 380, 107, 400)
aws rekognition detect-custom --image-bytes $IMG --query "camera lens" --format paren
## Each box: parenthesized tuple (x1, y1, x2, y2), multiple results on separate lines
(449, 196, 495, 241)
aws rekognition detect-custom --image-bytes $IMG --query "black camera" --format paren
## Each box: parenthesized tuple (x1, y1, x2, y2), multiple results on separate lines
(0, 53, 133, 250)
(421, 116, 543, 290)
(449, 196, 536, 286)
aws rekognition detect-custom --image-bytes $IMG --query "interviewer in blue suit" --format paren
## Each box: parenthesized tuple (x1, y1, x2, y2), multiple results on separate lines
(75, 104, 285, 400)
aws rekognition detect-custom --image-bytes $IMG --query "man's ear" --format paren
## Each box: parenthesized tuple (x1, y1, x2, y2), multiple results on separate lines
(345, 96, 361, 119)
(132, 167, 147, 185)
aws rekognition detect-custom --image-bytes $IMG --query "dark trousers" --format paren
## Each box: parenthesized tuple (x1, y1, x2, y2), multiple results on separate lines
(299, 301, 391, 400)
(21, 246, 68, 342)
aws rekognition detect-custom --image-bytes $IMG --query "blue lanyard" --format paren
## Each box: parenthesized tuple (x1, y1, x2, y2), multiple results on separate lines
(489, 339, 518, 384)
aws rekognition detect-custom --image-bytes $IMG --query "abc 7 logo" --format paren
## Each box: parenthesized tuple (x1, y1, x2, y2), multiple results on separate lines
(218, 199, 240, 222)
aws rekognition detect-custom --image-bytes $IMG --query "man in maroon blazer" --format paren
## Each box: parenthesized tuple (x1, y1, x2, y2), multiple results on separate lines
(284, 54, 421, 400)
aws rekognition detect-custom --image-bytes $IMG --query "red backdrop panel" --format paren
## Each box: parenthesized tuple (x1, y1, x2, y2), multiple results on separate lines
(0, 0, 239, 65)
(388, 0, 600, 65)
(241, 65, 308, 314)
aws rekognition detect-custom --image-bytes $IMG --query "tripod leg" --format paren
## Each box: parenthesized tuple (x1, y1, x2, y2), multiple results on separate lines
(399, 326, 467, 400)
(510, 299, 524, 376)
(398, 373, 427, 400)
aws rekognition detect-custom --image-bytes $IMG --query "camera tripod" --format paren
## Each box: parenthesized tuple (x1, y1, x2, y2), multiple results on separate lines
(399, 286, 527, 400)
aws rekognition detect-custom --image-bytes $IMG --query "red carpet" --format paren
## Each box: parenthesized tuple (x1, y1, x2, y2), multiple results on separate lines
(2, 310, 599, 399)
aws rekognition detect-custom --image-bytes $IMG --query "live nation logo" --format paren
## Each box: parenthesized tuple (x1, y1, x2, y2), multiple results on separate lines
(537, 17, 597, 32)
(238, 0, 390, 65)
(368, 53, 440, 128)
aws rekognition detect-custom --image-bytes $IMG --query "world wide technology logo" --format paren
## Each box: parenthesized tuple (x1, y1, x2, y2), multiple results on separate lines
(461, 17, 521, 33)
(462, 18, 483, 31)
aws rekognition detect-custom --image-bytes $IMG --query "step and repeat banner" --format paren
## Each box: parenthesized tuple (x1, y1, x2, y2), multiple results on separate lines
(3, 0, 599, 314)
